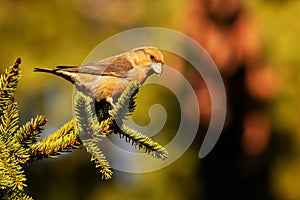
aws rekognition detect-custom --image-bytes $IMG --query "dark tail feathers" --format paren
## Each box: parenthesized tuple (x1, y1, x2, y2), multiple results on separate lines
(34, 67, 75, 83)
(34, 67, 55, 73)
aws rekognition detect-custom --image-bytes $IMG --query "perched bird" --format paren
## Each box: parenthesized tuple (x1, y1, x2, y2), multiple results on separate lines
(34, 46, 164, 106)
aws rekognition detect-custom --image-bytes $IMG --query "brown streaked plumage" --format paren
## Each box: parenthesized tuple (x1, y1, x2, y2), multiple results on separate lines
(34, 46, 164, 105)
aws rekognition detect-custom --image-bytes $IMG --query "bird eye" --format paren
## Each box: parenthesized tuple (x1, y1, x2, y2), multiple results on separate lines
(150, 55, 155, 60)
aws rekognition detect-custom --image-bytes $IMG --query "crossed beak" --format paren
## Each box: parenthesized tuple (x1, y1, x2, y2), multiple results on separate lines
(151, 62, 163, 76)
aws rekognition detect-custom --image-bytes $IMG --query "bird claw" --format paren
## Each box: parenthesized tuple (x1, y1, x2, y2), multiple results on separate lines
(106, 97, 115, 116)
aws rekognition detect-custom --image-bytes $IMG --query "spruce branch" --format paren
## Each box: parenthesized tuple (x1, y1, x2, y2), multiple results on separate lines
(109, 81, 168, 160)
(29, 119, 80, 160)
(0, 58, 28, 195)
(0, 58, 21, 114)
(0, 189, 33, 200)
(73, 91, 112, 179)
(0, 98, 29, 164)
(117, 125, 168, 160)
(0, 140, 27, 191)
(73, 91, 103, 139)
(0, 99, 20, 137)
(15, 115, 47, 147)
(82, 138, 113, 180)
(110, 81, 139, 122)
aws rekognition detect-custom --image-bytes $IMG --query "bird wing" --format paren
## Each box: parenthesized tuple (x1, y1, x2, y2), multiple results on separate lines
(57, 54, 133, 78)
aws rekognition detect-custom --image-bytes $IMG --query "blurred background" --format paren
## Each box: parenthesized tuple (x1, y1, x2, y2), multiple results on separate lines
(0, 0, 300, 199)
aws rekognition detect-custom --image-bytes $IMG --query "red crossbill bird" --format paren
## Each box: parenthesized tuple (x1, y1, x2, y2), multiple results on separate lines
(34, 46, 164, 106)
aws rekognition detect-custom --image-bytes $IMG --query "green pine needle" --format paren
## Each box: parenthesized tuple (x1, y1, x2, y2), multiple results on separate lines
(15, 115, 47, 147)
(0, 58, 21, 115)
(29, 119, 80, 160)
(82, 138, 113, 180)
(73, 91, 113, 179)
(110, 81, 139, 121)
(73, 91, 103, 138)
(109, 81, 168, 160)
(117, 125, 168, 160)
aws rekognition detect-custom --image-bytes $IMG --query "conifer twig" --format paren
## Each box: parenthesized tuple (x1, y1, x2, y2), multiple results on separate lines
(109, 81, 168, 160)
(73, 91, 112, 179)
(81, 138, 113, 180)
(117, 125, 168, 160)
(29, 119, 80, 160)
(14, 115, 47, 147)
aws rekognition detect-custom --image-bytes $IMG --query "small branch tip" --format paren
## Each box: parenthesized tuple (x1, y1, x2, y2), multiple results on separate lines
(15, 57, 21, 66)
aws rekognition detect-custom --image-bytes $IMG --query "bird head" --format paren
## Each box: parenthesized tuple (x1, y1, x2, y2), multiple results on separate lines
(129, 47, 164, 76)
